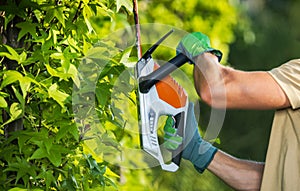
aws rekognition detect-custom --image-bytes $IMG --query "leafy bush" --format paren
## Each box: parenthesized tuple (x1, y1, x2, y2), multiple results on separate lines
(0, 0, 131, 190)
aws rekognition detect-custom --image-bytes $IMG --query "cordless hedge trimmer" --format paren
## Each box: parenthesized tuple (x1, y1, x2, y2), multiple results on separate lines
(132, 0, 191, 172)
(135, 29, 191, 172)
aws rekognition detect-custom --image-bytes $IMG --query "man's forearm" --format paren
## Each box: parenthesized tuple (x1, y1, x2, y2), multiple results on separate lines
(208, 150, 264, 191)
(193, 52, 227, 108)
(193, 52, 290, 109)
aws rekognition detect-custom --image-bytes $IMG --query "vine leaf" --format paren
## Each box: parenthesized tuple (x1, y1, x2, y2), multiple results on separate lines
(16, 21, 38, 40)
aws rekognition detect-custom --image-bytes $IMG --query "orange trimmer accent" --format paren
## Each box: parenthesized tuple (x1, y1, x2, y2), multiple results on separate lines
(154, 64, 187, 108)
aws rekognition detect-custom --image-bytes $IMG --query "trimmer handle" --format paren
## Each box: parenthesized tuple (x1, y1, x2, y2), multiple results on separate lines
(139, 53, 190, 93)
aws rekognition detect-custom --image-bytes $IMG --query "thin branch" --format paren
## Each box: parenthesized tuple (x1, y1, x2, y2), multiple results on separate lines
(72, 1, 83, 23)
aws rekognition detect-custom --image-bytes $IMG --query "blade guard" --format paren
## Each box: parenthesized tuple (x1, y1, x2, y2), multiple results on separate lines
(138, 58, 188, 172)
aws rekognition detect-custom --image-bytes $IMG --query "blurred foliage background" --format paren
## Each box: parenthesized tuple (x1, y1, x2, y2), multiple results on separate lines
(1, 0, 300, 190)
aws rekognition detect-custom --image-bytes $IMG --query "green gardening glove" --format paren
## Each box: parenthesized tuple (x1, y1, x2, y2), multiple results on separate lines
(163, 116, 183, 150)
(163, 102, 218, 173)
(176, 32, 222, 64)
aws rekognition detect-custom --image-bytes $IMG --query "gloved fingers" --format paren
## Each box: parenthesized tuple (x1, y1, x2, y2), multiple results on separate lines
(176, 32, 223, 63)
(164, 121, 176, 135)
(163, 135, 183, 150)
(163, 116, 183, 150)
(176, 42, 195, 64)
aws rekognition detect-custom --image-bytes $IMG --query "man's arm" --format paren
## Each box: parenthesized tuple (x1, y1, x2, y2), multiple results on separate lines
(171, 32, 283, 190)
(164, 105, 265, 190)
(193, 52, 290, 109)
(208, 150, 264, 191)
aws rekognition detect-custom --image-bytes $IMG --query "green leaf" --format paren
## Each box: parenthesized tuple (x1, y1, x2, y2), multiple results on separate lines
(96, 83, 111, 107)
(45, 6, 66, 28)
(30, 147, 48, 160)
(120, 47, 138, 67)
(45, 64, 59, 76)
(51, 28, 60, 45)
(53, 6, 66, 28)
(82, 5, 94, 33)
(48, 145, 69, 167)
(30, 133, 69, 167)
(0, 45, 20, 62)
(45, 64, 71, 81)
(56, 122, 79, 141)
(66, 35, 81, 52)
(1, 70, 23, 89)
(1, 102, 23, 127)
(12, 86, 25, 111)
(32, 150, 61, 167)
(8, 188, 28, 191)
(16, 21, 38, 40)
(69, 123, 80, 141)
(44, 138, 53, 154)
(61, 47, 73, 72)
(104, 176, 118, 189)
(85, 154, 104, 173)
(48, 83, 70, 108)
(56, 125, 69, 141)
(0, 91, 9, 97)
(18, 133, 32, 154)
(116, 0, 133, 12)
(0, 96, 7, 108)
(3, 14, 14, 30)
(0, 45, 27, 64)
(19, 51, 27, 64)
(47, 149, 62, 167)
(50, 47, 76, 73)
(68, 64, 80, 88)
(19, 76, 31, 98)
(5, 157, 36, 186)
(50, 52, 65, 64)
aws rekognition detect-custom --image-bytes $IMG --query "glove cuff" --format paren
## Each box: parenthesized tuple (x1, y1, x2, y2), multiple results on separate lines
(192, 144, 218, 173)
(209, 49, 222, 62)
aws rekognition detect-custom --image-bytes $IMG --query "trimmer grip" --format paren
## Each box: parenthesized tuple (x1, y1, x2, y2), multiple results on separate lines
(139, 53, 190, 93)
(171, 112, 185, 166)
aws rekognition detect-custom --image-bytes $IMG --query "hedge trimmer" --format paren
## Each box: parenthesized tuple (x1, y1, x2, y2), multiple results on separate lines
(133, 0, 191, 172)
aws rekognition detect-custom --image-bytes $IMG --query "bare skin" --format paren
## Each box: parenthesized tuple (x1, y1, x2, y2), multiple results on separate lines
(193, 53, 290, 109)
(208, 151, 264, 191)
(193, 52, 291, 190)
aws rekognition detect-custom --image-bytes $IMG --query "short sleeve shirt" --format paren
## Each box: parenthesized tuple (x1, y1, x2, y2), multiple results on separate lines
(261, 59, 300, 191)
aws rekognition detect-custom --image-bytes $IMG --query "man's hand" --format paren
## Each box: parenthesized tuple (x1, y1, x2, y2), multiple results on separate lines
(163, 116, 183, 150)
(163, 103, 218, 173)
(176, 32, 222, 64)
